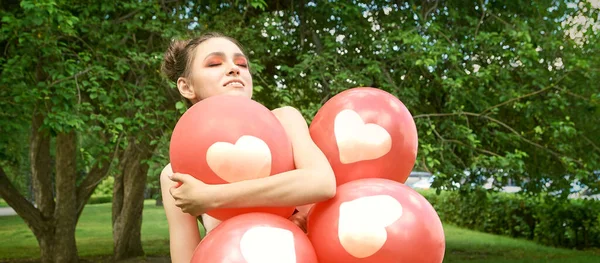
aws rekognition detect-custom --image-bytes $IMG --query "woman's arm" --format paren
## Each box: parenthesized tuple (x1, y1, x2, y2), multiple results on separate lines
(160, 164, 201, 263)
(169, 106, 336, 216)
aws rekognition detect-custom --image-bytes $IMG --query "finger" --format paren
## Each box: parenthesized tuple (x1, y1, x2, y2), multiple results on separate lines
(169, 186, 178, 199)
(169, 172, 182, 183)
(170, 173, 195, 184)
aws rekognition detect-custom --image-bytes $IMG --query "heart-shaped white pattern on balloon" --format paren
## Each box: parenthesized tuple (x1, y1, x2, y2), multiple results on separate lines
(338, 195, 403, 258)
(240, 226, 297, 263)
(206, 135, 272, 182)
(334, 109, 392, 164)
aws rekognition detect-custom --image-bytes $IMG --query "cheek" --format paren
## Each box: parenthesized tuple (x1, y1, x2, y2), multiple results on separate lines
(195, 72, 223, 95)
(243, 72, 254, 88)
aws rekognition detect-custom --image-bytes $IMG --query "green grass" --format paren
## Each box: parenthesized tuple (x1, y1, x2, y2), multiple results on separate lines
(0, 200, 204, 261)
(0, 200, 598, 262)
(0, 198, 8, 207)
(443, 224, 600, 263)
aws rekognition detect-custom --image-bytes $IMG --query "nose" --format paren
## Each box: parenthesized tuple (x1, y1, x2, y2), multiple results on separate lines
(227, 63, 240, 76)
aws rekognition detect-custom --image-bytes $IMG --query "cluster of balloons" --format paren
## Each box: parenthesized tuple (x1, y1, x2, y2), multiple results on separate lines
(170, 87, 446, 263)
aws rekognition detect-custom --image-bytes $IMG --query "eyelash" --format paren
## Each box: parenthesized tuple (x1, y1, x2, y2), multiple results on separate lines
(208, 63, 248, 68)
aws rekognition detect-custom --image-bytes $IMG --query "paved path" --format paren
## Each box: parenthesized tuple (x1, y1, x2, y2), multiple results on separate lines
(0, 207, 17, 216)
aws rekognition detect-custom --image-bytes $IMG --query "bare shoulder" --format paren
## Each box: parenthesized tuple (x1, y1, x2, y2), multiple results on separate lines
(271, 106, 309, 130)
(272, 106, 304, 119)
(271, 106, 333, 174)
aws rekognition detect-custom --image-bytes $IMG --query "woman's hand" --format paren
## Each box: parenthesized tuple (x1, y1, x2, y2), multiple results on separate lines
(168, 173, 222, 217)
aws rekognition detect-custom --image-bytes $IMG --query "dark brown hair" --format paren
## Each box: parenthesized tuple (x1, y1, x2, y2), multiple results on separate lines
(161, 32, 248, 83)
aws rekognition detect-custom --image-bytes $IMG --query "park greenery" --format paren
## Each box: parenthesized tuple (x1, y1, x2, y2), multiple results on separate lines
(1, 200, 599, 263)
(0, 0, 599, 262)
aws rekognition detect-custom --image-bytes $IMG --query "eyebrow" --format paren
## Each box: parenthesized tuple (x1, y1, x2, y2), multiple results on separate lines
(203, 52, 247, 61)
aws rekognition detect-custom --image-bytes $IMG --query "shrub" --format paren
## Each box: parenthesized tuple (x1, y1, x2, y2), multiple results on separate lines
(92, 176, 114, 196)
(87, 194, 112, 204)
(419, 189, 600, 249)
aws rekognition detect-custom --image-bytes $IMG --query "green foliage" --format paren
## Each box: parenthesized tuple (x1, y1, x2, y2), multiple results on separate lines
(87, 195, 112, 205)
(144, 135, 172, 200)
(191, 0, 600, 195)
(420, 190, 600, 249)
(1, 0, 185, 191)
(92, 176, 114, 197)
(3, 0, 596, 202)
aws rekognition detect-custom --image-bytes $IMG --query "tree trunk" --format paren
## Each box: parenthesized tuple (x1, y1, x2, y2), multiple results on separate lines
(53, 131, 79, 263)
(0, 167, 55, 263)
(38, 228, 57, 263)
(112, 138, 156, 260)
(30, 111, 55, 220)
(0, 119, 89, 263)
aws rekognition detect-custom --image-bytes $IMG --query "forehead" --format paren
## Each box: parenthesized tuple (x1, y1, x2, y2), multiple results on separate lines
(195, 37, 244, 57)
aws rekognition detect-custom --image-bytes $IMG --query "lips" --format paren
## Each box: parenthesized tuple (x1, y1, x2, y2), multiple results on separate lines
(224, 80, 244, 87)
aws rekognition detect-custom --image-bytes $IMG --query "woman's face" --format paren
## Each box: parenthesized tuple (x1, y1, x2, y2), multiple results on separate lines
(179, 37, 253, 103)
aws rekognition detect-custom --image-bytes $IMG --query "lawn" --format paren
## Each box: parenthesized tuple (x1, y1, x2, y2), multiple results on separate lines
(0, 200, 204, 260)
(0, 201, 598, 262)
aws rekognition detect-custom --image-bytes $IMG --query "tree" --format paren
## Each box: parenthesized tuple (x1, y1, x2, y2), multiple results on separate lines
(0, 0, 183, 261)
(196, 0, 599, 194)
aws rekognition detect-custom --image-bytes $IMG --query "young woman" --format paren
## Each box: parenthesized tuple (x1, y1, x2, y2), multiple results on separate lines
(159, 32, 336, 263)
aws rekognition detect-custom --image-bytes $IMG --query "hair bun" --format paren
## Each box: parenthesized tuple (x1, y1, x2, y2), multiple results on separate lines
(161, 39, 190, 83)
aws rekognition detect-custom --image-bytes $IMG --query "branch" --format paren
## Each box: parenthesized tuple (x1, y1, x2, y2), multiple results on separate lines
(423, 0, 439, 21)
(48, 67, 93, 88)
(413, 112, 461, 118)
(582, 135, 600, 153)
(240, 1, 250, 27)
(310, 31, 332, 104)
(380, 64, 400, 93)
(75, 157, 114, 218)
(428, 118, 500, 164)
(480, 72, 570, 115)
(0, 166, 44, 234)
(488, 12, 514, 29)
(429, 122, 446, 163)
(436, 30, 454, 45)
(474, 0, 486, 38)
(75, 134, 123, 217)
(75, 75, 81, 104)
(561, 89, 598, 104)
(113, 10, 141, 24)
(414, 111, 584, 166)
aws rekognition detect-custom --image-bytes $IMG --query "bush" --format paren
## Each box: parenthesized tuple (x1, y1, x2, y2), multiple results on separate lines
(93, 176, 114, 196)
(87, 194, 112, 204)
(419, 189, 600, 249)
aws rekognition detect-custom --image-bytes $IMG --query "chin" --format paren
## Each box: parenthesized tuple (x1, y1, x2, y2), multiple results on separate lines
(225, 88, 252, 98)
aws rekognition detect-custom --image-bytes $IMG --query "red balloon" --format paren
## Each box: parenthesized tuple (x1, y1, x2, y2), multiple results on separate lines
(191, 213, 319, 263)
(309, 87, 418, 186)
(307, 178, 445, 263)
(170, 95, 296, 220)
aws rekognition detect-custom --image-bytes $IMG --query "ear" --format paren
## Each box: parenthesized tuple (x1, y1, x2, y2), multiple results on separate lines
(176, 77, 197, 101)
